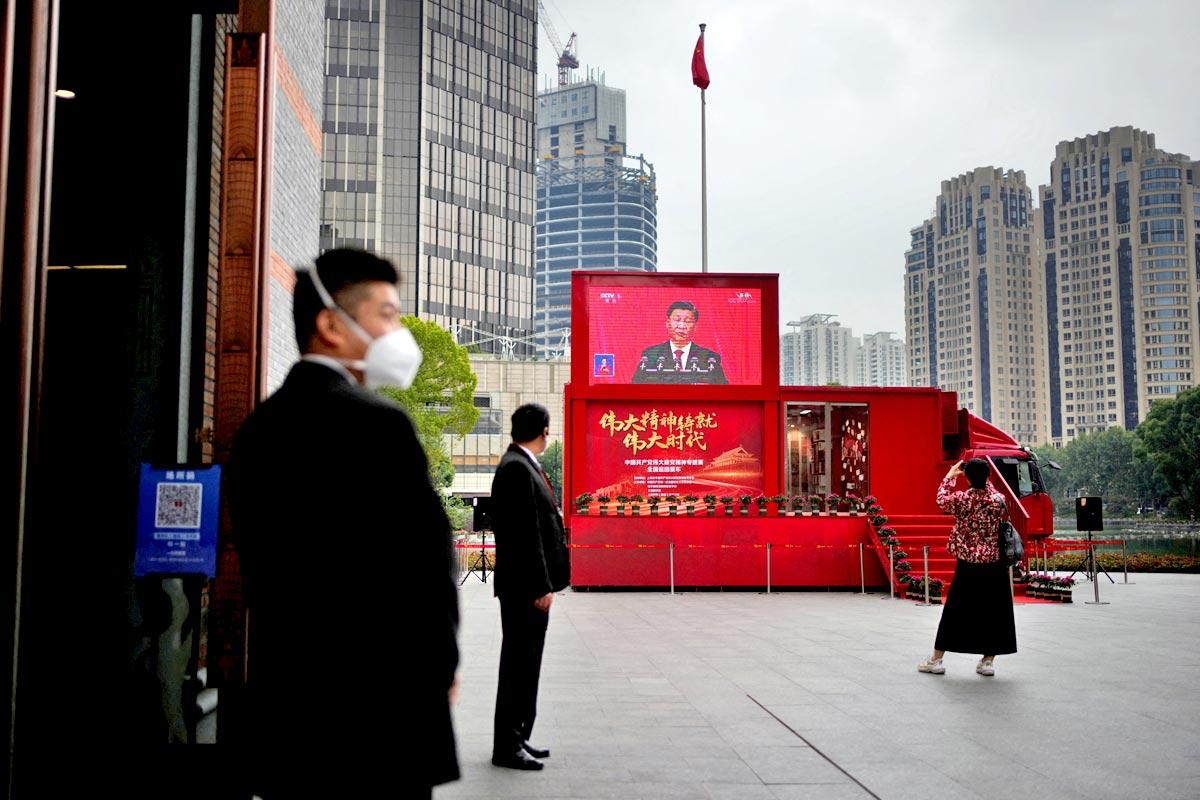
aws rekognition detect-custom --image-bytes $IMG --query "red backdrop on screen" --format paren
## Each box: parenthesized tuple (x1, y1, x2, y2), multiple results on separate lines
(587, 285, 762, 385)
(582, 401, 765, 498)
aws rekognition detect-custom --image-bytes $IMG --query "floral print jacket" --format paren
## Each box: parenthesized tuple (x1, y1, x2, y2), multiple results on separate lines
(936, 477, 1007, 563)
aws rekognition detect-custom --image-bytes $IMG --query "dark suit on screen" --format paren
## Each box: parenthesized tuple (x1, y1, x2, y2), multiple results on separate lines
(489, 444, 570, 757)
(227, 360, 459, 796)
(631, 341, 728, 384)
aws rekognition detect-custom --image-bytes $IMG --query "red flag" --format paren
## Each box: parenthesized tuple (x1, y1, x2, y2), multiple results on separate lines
(691, 32, 710, 90)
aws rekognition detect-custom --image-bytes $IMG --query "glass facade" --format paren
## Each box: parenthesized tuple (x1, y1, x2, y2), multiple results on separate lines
(321, 0, 536, 354)
(784, 403, 870, 498)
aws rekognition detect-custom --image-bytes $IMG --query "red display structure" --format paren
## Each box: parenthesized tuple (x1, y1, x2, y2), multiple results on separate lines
(564, 271, 1052, 589)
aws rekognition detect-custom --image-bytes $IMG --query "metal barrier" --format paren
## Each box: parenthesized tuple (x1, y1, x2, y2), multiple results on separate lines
(565, 540, 890, 593)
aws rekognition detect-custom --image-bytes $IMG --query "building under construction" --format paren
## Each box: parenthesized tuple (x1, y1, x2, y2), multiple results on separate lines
(534, 74, 658, 358)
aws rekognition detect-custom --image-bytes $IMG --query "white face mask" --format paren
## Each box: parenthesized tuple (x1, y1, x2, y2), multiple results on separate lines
(305, 267, 423, 389)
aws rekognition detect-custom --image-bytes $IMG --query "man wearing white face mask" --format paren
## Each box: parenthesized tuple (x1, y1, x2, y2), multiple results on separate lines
(226, 249, 459, 799)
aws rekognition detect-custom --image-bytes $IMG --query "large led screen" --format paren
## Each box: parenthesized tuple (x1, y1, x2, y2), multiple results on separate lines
(581, 402, 765, 499)
(587, 285, 762, 386)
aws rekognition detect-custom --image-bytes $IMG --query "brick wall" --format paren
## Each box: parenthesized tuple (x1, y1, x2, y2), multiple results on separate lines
(201, 14, 239, 463)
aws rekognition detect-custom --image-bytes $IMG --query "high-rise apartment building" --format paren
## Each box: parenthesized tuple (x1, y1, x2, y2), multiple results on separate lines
(781, 315, 858, 386)
(1039, 126, 1200, 442)
(857, 332, 907, 387)
(905, 167, 1050, 446)
(534, 76, 657, 357)
(321, 0, 537, 354)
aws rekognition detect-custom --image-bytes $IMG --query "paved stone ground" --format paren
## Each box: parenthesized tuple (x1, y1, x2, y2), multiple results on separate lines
(438, 573, 1200, 800)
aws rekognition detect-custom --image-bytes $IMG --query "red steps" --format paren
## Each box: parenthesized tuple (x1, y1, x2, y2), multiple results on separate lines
(876, 513, 955, 599)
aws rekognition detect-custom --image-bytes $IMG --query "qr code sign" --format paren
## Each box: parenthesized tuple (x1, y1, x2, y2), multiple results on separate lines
(155, 483, 203, 529)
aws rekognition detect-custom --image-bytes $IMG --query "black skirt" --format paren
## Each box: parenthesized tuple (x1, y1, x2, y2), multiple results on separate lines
(934, 559, 1017, 655)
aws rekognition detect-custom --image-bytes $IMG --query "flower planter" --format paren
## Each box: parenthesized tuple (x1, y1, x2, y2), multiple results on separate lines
(723, 507, 734, 517)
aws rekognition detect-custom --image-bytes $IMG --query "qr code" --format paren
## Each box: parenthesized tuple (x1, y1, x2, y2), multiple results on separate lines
(155, 483, 203, 529)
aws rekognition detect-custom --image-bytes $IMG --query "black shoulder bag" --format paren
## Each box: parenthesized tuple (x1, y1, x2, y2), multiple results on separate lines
(997, 499, 1024, 567)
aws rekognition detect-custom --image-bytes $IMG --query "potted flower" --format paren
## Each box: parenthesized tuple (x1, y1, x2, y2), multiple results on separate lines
(574, 492, 594, 514)
(683, 494, 700, 516)
(771, 494, 788, 516)
(826, 494, 842, 515)
(738, 494, 753, 517)
(791, 496, 808, 516)
(597, 495, 611, 516)
(864, 495, 881, 515)
(1054, 575, 1076, 602)
(910, 576, 943, 603)
(754, 495, 769, 516)
(665, 494, 679, 515)
(703, 494, 718, 516)
(720, 496, 735, 516)
(629, 494, 644, 516)
(615, 495, 629, 516)
(894, 559, 912, 575)
(870, 512, 888, 528)
(877, 527, 898, 546)
(648, 495, 661, 516)
(844, 493, 861, 515)
(809, 494, 824, 515)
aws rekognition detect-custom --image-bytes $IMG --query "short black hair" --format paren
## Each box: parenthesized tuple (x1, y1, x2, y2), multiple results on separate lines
(667, 301, 699, 321)
(511, 403, 550, 443)
(293, 248, 400, 353)
(963, 457, 990, 489)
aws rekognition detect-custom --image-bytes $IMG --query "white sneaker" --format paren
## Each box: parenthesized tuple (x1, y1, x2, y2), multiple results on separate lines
(976, 659, 995, 677)
(917, 657, 945, 674)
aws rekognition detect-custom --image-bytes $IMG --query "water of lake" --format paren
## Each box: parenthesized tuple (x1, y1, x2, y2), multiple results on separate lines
(1052, 523, 1200, 555)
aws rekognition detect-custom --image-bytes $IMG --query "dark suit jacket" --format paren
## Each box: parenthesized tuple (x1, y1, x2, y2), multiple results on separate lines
(631, 341, 728, 384)
(227, 360, 459, 791)
(489, 444, 570, 601)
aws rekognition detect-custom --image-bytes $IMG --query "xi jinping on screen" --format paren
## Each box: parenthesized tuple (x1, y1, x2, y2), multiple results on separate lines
(631, 301, 728, 384)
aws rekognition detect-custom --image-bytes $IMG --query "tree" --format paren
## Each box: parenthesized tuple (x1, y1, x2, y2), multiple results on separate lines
(379, 316, 478, 528)
(538, 440, 563, 500)
(1136, 387, 1200, 518)
(1033, 428, 1155, 515)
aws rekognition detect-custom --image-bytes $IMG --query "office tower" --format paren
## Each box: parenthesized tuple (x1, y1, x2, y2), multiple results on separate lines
(781, 315, 858, 386)
(321, 0, 538, 354)
(905, 167, 1050, 445)
(1039, 126, 1200, 441)
(857, 332, 907, 387)
(534, 75, 657, 357)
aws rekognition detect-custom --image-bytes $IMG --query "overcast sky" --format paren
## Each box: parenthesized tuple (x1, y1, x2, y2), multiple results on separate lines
(536, 0, 1200, 338)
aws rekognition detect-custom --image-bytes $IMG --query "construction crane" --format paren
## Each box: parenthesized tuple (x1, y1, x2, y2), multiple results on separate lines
(537, 1, 578, 86)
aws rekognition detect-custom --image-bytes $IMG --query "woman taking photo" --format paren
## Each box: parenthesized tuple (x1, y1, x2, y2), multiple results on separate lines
(918, 458, 1016, 677)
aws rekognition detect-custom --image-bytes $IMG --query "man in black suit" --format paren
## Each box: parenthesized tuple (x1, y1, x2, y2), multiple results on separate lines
(489, 404, 571, 770)
(226, 249, 459, 798)
(631, 300, 728, 384)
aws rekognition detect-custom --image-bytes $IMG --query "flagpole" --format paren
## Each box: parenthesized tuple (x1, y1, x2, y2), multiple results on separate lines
(699, 23, 708, 274)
